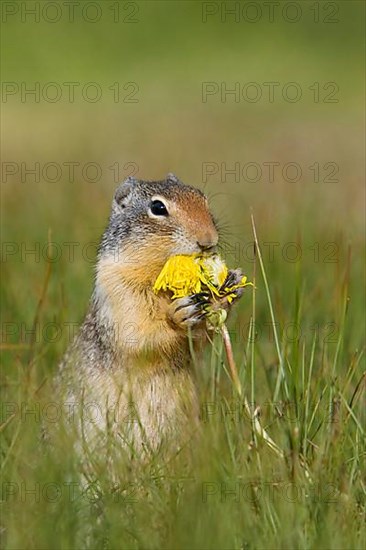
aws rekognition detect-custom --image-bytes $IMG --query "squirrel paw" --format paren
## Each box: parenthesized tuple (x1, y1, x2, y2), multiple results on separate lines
(218, 268, 245, 309)
(168, 292, 210, 329)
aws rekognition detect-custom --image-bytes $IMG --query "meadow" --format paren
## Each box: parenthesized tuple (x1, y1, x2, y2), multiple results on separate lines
(1, 1, 365, 548)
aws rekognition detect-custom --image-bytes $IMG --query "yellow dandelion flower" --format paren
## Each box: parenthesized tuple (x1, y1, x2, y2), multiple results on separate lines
(153, 255, 202, 299)
(198, 255, 228, 295)
(153, 253, 252, 303)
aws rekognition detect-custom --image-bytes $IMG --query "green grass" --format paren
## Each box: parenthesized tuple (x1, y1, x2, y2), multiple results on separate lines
(1, 216, 364, 549)
(1, 1, 365, 548)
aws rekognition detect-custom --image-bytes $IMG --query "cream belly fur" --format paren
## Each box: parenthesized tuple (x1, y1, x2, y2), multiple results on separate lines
(68, 362, 199, 454)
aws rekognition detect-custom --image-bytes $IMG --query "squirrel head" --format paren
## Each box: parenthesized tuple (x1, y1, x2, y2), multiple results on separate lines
(98, 175, 219, 288)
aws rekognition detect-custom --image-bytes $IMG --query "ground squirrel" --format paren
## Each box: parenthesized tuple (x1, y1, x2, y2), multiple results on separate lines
(59, 174, 245, 455)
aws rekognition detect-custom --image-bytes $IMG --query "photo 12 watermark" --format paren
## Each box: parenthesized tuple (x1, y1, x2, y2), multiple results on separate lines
(201, 2, 340, 24)
(1, 160, 139, 184)
(201, 480, 339, 504)
(1, 480, 139, 503)
(1, 81, 140, 104)
(0, 319, 340, 347)
(0, 478, 340, 505)
(1, 1, 140, 24)
(1, 394, 343, 428)
(201, 160, 339, 184)
(201, 81, 339, 103)
(0, 239, 340, 265)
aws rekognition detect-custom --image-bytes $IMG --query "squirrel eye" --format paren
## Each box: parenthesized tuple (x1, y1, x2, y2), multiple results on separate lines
(150, 200, 169, 217)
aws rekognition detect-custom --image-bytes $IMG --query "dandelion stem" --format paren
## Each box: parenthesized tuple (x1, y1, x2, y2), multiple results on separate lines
(221, 323, 242, 397)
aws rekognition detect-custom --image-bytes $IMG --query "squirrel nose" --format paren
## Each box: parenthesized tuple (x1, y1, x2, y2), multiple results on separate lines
(197, 236, 218, 253)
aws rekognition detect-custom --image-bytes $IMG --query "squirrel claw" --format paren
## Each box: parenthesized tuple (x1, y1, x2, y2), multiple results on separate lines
(218, 268, 245, 307)
(168, 294, 209, 329)
(168, 268, 245, 329)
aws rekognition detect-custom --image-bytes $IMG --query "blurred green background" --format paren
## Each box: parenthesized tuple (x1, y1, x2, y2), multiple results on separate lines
(2, 0, 365, 328)
(1, 1, 365, 549)
(2, 1, 364, 343)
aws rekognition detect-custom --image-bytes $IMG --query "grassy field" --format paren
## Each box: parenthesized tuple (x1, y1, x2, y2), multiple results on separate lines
(1, 1, 365, 549)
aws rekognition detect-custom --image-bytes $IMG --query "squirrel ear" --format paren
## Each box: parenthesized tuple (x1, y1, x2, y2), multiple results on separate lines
(124, 176, 139, 185)
(166, 173, 179, 184)
(114, 177, 136, 209)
